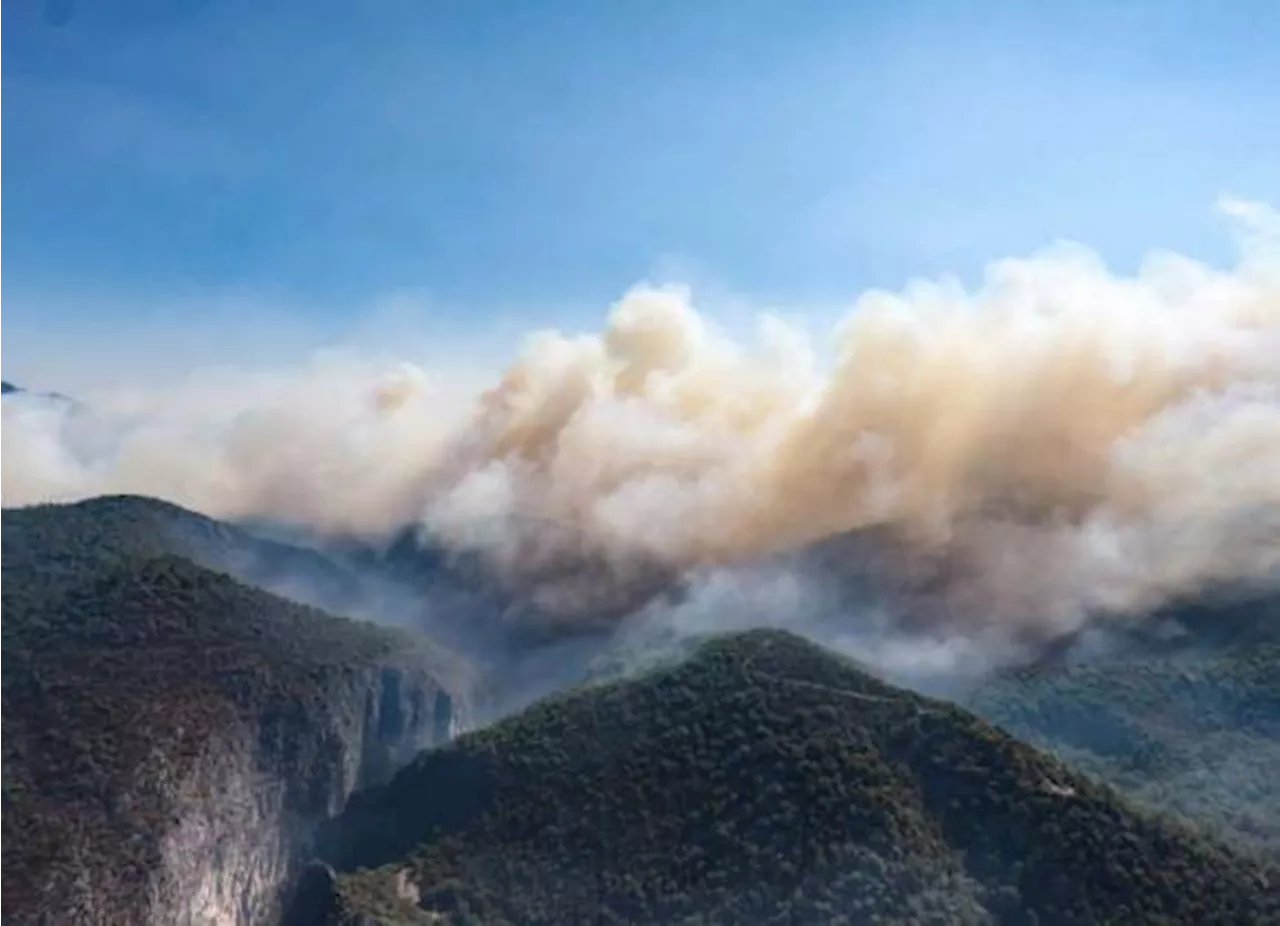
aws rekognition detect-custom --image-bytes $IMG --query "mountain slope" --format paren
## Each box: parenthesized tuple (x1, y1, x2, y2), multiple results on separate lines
(1, 497, 477, 926)
(1, 494, 374, 612)
(967, 619, 1280, 854)
(310, 630, 1278, 926)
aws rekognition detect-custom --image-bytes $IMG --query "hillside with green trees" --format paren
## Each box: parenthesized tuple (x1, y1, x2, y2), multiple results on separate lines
(0, 493, 377, 614)
(2, 497, 475, 926)
(309, 629, 1278, 926)
(967, 632, 1280, 855)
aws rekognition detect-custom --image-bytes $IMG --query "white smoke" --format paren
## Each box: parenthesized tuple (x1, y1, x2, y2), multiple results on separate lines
(4, 198, 1278, 647)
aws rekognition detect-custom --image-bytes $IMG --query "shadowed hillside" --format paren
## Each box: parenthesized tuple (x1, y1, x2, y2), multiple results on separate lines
(967, 593, 1280, 855)
(307, 630, 1278, 926)
(2, 495, 375, 612)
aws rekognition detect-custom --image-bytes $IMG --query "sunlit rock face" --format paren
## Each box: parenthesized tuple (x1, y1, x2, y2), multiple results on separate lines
(142, 668, 468, 926)
(5, 668, 467, 926)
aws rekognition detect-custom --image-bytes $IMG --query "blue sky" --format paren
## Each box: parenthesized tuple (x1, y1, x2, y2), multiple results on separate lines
(3, 0, 1279, 387)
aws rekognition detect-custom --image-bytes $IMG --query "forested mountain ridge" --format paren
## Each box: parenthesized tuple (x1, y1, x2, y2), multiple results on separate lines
(307, 630, 1278, 926)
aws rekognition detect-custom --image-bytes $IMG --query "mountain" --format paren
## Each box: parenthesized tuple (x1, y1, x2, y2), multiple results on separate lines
(0, 379, 77, 403)
(966, 591, 1280, 855)
(3, 494, 343, 587)
(305, 630, 1278, 926)
(1, 496, 478, 926)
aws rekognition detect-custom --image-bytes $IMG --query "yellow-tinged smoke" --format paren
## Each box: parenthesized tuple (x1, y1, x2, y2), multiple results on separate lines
(4, 199, 1279, 630)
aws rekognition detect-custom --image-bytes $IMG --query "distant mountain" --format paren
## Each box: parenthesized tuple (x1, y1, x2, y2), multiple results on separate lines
(1, 496, 477, 926)
(2, 495, 402, 622)
(0, 379, 76, 403)
(305, 630, 1278, 926)
(967, 593, 1280, 855)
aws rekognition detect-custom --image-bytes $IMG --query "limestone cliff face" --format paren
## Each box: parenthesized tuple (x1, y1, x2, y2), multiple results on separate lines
(144, 668, 470, 926)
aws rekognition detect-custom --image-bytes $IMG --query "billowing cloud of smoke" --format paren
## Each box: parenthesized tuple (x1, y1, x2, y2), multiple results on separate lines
(4, 198, 1279, 672)
(2, 356, 480, 536)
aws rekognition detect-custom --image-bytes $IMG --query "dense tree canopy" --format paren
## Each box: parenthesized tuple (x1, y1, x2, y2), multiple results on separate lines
(317, 630, 1279, 925)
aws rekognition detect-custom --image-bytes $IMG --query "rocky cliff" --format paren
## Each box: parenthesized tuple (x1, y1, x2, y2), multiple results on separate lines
(1, 498, 478, 926)
(142, 664, 467, 926)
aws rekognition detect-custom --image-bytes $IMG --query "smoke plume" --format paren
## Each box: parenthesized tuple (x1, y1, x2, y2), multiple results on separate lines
(4, 198, 1279, 655)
